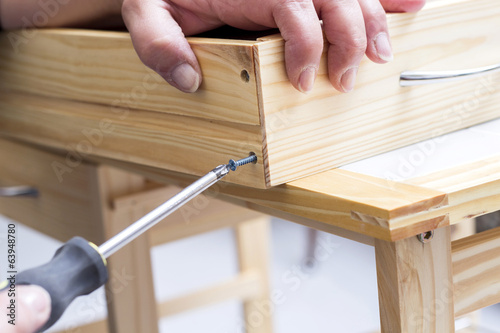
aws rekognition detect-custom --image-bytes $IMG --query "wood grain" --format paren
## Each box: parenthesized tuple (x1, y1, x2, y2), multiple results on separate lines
(0, 30, 260, 125)
(452, 226, 500, 317)
(402, 155, 500, 227)
(255, 0, 500, 186)
(1, 0, 499, 187)
(0, 90, 267, 188)
(375, 227, 455, 332)
(89, 155, 449, 241)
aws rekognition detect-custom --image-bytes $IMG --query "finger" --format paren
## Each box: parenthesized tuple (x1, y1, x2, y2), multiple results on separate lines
(317, 0, 367, 92)
(272, 0, 323, 93)
(380, 0, 426, 13)
(122, 0, 201, 93)
(358, 0, 393, 64)
(0, 286, 51, 333)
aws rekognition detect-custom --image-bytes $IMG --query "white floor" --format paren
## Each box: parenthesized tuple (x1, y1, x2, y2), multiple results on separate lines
(1, 214, 499, 332)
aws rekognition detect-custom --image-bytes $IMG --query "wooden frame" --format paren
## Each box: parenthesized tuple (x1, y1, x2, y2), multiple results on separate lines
(1, 0, 499, 188)
(1, 0, 500, 329)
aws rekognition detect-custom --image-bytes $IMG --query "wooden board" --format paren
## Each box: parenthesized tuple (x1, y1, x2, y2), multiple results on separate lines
(452, 226, 500, 317)
(1, 0, 499, 188)
(0, 30, 260, 125)
(0, 91, 267, 188)
(255, 0, 500, 185)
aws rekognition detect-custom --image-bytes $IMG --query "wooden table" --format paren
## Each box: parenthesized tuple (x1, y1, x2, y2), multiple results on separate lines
(101, 119, 500, 333)
(1, 4, 500, 329)
(2, 119, 500, 332)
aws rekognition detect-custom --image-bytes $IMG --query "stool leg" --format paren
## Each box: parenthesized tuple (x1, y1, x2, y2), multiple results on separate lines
(375, 227, 455, 333)
(235, 217, 273, 333)
(96, 166, 160, 333)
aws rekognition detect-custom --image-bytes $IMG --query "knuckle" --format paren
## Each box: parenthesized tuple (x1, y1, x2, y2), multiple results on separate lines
(276, 0, 313, 12)
(368, 8, 388, 29)
(343, 34, 367, 55)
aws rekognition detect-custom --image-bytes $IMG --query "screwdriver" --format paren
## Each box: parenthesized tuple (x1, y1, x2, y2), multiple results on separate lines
(0, 155, 256, 332)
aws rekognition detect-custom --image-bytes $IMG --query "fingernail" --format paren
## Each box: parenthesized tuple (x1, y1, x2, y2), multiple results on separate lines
(340, 67, 358, 93)
(374, 33, 393, 62)
(23, 285, 51, 324)
(170, 63, 200, 93)
(298, 66, 317, 94)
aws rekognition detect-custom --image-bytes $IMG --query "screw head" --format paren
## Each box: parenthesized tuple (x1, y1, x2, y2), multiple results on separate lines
(228, 159, 237, 171)
(417, 231, 434, 243)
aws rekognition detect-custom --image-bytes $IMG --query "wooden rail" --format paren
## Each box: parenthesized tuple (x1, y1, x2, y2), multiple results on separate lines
(452, 226, 500, 317)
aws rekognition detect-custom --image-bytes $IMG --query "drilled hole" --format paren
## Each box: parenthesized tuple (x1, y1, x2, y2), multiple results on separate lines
(240, 69, 250, 83)
(249, 152, 257, 164)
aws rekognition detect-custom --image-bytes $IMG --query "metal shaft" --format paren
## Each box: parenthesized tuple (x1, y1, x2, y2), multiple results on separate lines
(98, 164, 230, 258)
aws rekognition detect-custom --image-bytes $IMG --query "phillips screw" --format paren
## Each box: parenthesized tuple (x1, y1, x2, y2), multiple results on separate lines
(228, 154, 257, 171)
(417, 231, 434, 243)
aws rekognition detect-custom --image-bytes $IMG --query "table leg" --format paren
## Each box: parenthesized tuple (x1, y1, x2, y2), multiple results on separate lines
(236, 217, 273, 333)
(96, 166, 160, 333)
(375, 227, 455, 332)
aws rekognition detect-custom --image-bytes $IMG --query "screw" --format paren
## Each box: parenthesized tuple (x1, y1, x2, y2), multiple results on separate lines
(417, 231, 434, 243)
(228, 154, 257, 171)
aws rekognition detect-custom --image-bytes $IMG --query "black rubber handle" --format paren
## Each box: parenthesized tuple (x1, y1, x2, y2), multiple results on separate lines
(16, 237, 108, 332)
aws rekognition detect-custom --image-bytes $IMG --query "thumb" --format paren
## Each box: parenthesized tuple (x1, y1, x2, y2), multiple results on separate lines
(121, 0, 202, 93)
(0, 285, 51, 333)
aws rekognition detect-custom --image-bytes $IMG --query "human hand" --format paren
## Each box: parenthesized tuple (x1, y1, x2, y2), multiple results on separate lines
(120, 0, 426, 93)
(0, 285, 51, 333)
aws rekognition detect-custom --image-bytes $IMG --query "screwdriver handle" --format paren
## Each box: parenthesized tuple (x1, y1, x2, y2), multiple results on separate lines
(15, 237, 108, 332)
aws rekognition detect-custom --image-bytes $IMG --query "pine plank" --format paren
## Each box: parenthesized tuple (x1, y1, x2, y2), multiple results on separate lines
(0, 29, 260, 125)
(255, 0, 500, 185)
(402, 155, 500, 227)
(452, 227, 500, 317)
(0, 90, 267, 188)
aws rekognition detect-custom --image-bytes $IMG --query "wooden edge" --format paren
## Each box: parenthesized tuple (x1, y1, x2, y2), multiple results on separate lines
(395, 155, 500, 233)
(251, 42, 270, 187)
(452, 226, 500, 317)
(83, 152, 454, 241)
(241, 201, 376, 246)
(157, 272, 261, 318)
